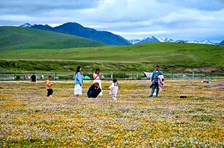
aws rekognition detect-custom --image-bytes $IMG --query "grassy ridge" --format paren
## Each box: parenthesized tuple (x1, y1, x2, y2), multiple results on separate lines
(1, 43, 223, 65)
(0, 26, 105, 50)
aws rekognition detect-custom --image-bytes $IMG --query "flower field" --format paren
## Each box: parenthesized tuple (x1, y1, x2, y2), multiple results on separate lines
(0, 80, 223, 147)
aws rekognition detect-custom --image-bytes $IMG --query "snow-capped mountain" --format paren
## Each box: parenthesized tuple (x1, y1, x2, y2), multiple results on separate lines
(130, 36, 215, 45)
(129, 36, 174, 44)
(160, 37, 174, 42)
(137, 36, 160, 44)
(187, 40, 214, 45)
(20, 23, 32, 28)
(129, 39, 141, 44)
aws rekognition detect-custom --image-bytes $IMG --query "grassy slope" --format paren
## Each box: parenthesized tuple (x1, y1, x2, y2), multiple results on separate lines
(1, 42, 224, 64)
(0, 26, 105, 50)
(0, 32, 224, 72)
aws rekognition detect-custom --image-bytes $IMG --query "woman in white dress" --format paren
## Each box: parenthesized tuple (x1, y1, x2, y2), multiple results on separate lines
(93, 68, 102, 96)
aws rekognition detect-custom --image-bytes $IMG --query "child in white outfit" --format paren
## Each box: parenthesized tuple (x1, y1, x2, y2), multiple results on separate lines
(109, 79, 119, 101)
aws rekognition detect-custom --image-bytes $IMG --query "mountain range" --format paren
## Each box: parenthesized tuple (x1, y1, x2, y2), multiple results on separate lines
(20, 23, 131, 46)
(21, 22, 223, 46)
(129, 36, 220, 45)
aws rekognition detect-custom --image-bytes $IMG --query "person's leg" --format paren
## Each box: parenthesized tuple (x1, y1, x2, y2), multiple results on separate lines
(49, 89, 53, 97)
(47, 89, 50, 97)
(112, 95, 116, 101)
(155, 83, 159, 97)
(88, 91, 95, 98)
(150, 84, 156, 97)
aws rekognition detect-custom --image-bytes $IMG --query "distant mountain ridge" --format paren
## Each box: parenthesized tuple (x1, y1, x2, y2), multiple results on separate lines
(129, 36, 217, 45)
(220, 40, 224, 45)
(20, 22, 131, 46)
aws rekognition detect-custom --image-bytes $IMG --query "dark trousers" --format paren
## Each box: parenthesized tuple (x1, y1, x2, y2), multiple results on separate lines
(47, 89, 53, 97)
(150, 82, 159, 97)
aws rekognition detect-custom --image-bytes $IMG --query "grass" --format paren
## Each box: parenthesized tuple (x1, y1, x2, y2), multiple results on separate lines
(0, 80, 223, 147)
(0, 26, 105, 50)
(0, 42, 224, 73)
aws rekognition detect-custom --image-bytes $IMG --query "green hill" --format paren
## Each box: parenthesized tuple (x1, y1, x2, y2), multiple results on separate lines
(0, 42, 223, 73)
(0, 26, 105, 50)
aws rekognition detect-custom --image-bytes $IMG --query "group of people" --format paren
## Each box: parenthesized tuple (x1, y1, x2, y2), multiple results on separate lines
(45, 65, 164, 100)
(74, 66, 119, 101)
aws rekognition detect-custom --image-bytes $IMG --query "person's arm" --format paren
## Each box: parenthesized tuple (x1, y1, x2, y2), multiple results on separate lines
(78, 73, 83, 85)
(109, 83, 114, 89)
(46, 80, 52, 87)
(151, 71, 154, 83)
(93, 73, 99, 80)
(98, 73, 102, 80)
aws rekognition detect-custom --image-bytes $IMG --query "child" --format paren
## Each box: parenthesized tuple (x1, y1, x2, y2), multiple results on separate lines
(87, 81, 101, 98)
(45, 76, 53, 97)
(109, 79, 119, 101)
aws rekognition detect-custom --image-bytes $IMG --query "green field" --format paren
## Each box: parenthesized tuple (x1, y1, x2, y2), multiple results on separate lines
(0, 80, 223, 147)
(0, 42, 224, 73)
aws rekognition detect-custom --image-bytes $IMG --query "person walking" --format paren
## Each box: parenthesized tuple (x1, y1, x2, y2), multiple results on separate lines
(149, 65, 163, 97)
(45, 76, 53, 97)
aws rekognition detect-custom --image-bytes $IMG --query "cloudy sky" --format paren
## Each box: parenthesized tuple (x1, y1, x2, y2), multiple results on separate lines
(0, 0, 224, 42)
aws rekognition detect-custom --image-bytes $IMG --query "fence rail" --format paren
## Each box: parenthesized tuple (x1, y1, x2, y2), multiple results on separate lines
(0, 72, 224, 81)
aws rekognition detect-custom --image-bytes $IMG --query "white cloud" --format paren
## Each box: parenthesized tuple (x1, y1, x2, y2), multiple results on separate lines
(0, 0, 223, 42)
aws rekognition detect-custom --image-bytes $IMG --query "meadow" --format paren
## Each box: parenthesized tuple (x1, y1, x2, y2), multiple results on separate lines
(0, 80, 223, 147)
(1, 43, 224, 73)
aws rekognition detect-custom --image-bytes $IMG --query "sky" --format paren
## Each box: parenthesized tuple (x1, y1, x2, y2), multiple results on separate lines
(0, 0, 224, 42)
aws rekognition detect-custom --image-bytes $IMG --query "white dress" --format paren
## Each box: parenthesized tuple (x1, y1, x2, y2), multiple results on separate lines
(109, 83, 118, 101)
(74, 84, 82, 95)
(93, 73, 102, 96)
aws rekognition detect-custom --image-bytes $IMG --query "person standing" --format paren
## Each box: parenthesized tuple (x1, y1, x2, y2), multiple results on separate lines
(45, 76, 53, 97)
(93, 68, 103, 96)
(109, 79, 119, 101)
(31, 74, 36, 82)
(149, 65, 163, 97)
(74, 66, 84, 99)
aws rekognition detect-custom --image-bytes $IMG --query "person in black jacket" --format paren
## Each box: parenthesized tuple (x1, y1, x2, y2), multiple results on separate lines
(31, 74, 36, 82)
(87, 82, 101, 98)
